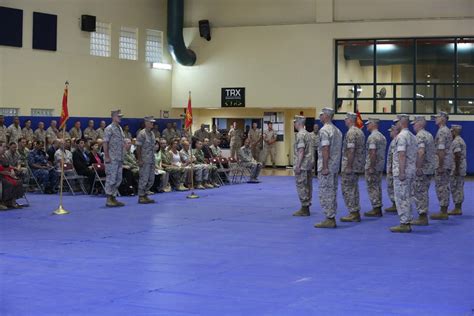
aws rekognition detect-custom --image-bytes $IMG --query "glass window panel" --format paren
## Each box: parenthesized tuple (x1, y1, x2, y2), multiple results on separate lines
(457, 100, 474, 114)
(375, 85, 393, 98)
(375, 100, 395, 114)
(415, 100, 434, 114)
(416, 83, 454, 99)
(396, 84, 414, 99)
(335, 99, 354, 113)
(376, 39, 414, 83)
(397, 99, 414, 114)
(355, 100, 374, 113)
(457, 38, 474, 84)
(416, 38, 455, 83)
(435, 99, 455, 114)
(337, 40, 374, 84)
(457, 84, 474, 98)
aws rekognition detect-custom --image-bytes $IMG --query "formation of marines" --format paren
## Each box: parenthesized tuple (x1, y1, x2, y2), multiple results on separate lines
(293, 108, 466, 233)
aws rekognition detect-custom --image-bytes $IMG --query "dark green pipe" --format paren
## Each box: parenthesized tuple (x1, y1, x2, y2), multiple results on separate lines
(167, 0, 196, 66)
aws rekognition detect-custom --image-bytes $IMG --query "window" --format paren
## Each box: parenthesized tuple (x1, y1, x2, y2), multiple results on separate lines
(0, 108, 19, 116)
(145, 29, 163, 63)
(31, 108, 54, 116)
(90, 21, 111, 57)
(119, 26, 138, 60)
(335, 37, 473, 114)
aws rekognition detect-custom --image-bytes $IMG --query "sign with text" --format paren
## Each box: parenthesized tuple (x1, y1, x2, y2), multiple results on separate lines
(221, 87, 245, 107)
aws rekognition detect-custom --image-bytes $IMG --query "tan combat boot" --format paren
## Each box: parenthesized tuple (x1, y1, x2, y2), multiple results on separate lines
(430, 206, 449, 220)
(163, 185, 172, 193)
(138, 195, 154, 204)
(106, 195, 119, 207)
(314, 217, 337, 228)
(384, 203, 397, 213)
(204, 182, 214, 189)
(177, 184, 189, 191)
(364, 207, 383, 217)
(340, 211, 361, 222)
(448, 203, 462, 216)
(411, 213, 429, 226)
(390, 223, 412, 233)
(293, 206, 310, 217)
(112, 196, 125, 207)
(195, 183, 206, 190)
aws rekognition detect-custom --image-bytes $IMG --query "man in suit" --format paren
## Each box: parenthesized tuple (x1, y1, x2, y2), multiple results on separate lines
(73, 138, 95, 190)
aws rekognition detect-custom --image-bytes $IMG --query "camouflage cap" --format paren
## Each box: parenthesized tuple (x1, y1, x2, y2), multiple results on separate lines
(451, 124, 462, 131)
(345, 112, 357, 120)
(111, 109, 124, 117)
(397, 113, 410, 120)
(365, 118, 380, 125)
(320, 107, 335, 116)
(411, 115, 426, 125)
(431, 111, 449, 120)
(144, 116, 156, 123)
(293, 115, 306, 123)
(388, 125, 397, 132)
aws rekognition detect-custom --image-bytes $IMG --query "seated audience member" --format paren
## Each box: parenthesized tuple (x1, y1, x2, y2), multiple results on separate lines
(161, 139, 187, 191)
(152, 139, 171, 193)
(210, 138, 223, 158)
(194, 124, 210, 142)
(180, 140, 210, 190)
(7, 116, 22, 145)
(0, 141, 24, 209)
(54, 140, 73, 170)
(121, 138, 139, 195)
(69, 121, 83, 140)
(202, 138, 214, 159)
(34, 122, 47, 144)
(72, 139, 95, 189)
(123, 124, 132, 139)
(162, 122, 173, 143)
(46, 120, 59, 144)
(130, 138, 137, 154)
(5, 142, 28, 181)
(152, 124, 161, 139)
(28, 141, 57, 194)
(47, 139, 60, 163)
(89, 141, 104, 164)
(84, 120, 98, 141)
(17, 138, 30, 168)
(194, 140, 218, 188)
(22, 119, 34, 143)
(238, 138, 263, 183)
(96, 121, 106, 140)
(210, 124, 222, 141)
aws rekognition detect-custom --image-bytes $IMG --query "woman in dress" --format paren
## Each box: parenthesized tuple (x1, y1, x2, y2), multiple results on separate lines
(0, 141, 24, 209)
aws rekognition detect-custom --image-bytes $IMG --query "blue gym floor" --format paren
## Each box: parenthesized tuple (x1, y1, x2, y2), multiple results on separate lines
(0, 176, 473, 315)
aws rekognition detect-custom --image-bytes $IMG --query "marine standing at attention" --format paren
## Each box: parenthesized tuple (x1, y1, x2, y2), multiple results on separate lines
(385, 123, 400, 214)
(103, 110, 126, 207)
(292, 115, 314, 217)
(314, 108, 342, 229)
(136, 116, 157, 204)
(363, 118, 387, 218)
(448, 124, 466, 216)
(228, 121, 243, 160)
(262, 122, 277, 168)
(340, 112, 366, 223)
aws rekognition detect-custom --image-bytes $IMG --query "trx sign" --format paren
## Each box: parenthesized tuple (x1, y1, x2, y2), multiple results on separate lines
(221, 87, 245, 108)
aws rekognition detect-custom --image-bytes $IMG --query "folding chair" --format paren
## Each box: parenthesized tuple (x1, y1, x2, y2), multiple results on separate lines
(91, 163, 107, 195)
(57, 163, 88, 195)
(214, 158, 231, 185)
(228, 157, 243, 184)
(27, 166, 44, 193)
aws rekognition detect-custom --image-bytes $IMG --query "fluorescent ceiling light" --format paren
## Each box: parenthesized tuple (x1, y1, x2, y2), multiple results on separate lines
(377, 44, 396, 51)
(152, 63, 172, 70)
(468, 101, 473, 104)
(448, 100, 453, 104)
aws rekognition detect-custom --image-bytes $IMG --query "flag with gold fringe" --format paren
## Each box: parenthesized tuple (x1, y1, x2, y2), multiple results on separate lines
(59, 82, 69, 130)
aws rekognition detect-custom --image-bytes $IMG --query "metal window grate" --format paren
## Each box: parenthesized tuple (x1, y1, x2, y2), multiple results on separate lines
(0, 108, 19, 116)
(90, 22, 111, 57)
(145, 29, 163, 63)
(31, 108, 54, 116)
(119, 26, 138, 60)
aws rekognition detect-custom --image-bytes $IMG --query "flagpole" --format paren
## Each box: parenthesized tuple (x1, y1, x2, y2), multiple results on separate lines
(186, 91, 198, 199)
(53, 82, 70, 215)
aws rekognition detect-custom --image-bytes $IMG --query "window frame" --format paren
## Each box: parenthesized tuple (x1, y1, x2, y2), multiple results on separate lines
(335, 36, 474, 115)
(119, 26, 139, 61)
(145, 29, 164, 63)
(90, 21, 112, 58)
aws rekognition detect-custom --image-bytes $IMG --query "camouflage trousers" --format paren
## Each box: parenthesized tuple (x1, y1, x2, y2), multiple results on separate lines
(251, 146, 261, 162)
(230, 144, 241, 159)
(138, 163, 155, 196)
(435, 170, 451, 207)
(341, 173, 360, 213)
(365, 171, 383, 208)
(262, 145, 276, 165)
(394, 176, 414, 224)
(295, 170, 313, 207)
(450, 175, 464, 205)
(412, 174, 432, 214)
(105, 160, 123, 196)
(242, 162, 262, 180)
(185, 164, 209, 183)
(165, 166, 185, 189)
(386, 173, 395, 204)
(319, 173, 338, 219)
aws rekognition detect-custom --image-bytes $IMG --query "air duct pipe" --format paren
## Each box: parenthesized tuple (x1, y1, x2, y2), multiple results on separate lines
(167, 0, 196, 66)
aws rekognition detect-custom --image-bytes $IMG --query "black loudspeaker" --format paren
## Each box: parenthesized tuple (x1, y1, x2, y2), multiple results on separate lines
(198, 20, 211, 41)
(81, 15, 96, 32)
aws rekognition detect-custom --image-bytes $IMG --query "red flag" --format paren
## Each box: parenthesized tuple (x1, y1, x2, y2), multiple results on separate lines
(185, 92, 192, 129)
(356, 109, 363, 129)
(59, 83, 69, 130)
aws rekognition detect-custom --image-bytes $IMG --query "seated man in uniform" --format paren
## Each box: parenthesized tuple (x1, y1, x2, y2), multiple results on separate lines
(152, 139, 171, 193)
(122, 138, 139, 194)
(238, 138, 263, 183)
(160, 139, 187, 191)
(28, 141, 58, 194)
(5, 141, 29, 182)
(202, 138, 214, 159)
(180, 140, 210, 190)
(194, 140, 219, 188)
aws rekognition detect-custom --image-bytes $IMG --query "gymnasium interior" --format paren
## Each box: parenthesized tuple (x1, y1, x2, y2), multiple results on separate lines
(0, 0, 473, 315)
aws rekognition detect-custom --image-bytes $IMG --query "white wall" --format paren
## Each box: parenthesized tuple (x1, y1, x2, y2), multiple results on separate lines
(0, 0, 171, 117)
(171, 18, 474, 113)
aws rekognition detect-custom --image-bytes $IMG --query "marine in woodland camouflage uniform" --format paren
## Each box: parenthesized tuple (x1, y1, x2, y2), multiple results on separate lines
(390, 114, 417, 233)
(310, 124, 320, 176)
(84, 120, 99, 141)
(96, 121, 107, 140)
(7, 117, 22, 144)
(238, 138, 262, 182)
(194, 140, 216, 188)
(385, 123, 400, 213)
(34, 122, 47, 145)
(46, 120, 59, 144)
(262, 122, 277, 167)
(136, 117, 157, 204)
(69, 121, 83, 140)
(448, 125, 466, 216)
(194, 124, 210, 142)
(364, 118, 387, 217)
(180, 140, 210, 189)
(22, 120, 35, 143)
(430, 111, 453, 220)
(340, 112, 366, 223)
(248, 122, 262, 161)
(228, 122, 243, 160)
(411, 115, 435, 226)
(292, 115, 314, 217)
(0, 116, 7, 143)
(104, 110, 126, 207)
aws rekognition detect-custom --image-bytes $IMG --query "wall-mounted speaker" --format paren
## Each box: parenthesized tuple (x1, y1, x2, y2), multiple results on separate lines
(81, 15, 96, 32)
(198, 20, 211, 41)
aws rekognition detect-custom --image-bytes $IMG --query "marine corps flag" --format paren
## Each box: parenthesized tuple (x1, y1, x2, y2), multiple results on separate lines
(59, 82, 69, 130)
(356, 109, 364, 129)
(185, 91, 193, 129)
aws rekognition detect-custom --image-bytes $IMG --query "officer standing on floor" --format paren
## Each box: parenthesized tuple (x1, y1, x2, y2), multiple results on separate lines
(103, 110, 126, 207)
(390, 114, 417, 233)
(314, 108, 342, 229)
(430, 111, 453, 220)
(340, 112, 366, 223)
(136, 116, 157, 204)
(310, 123, 320, 176)
(364, 118, 387, 218)
(292, 115, 314, 217)
(385, 123, 400, 214)
(228, 122, 243, 160)
(449, 124, 466, 216)
(262, 122, 277, 168)
(411, 115, 435, 226)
